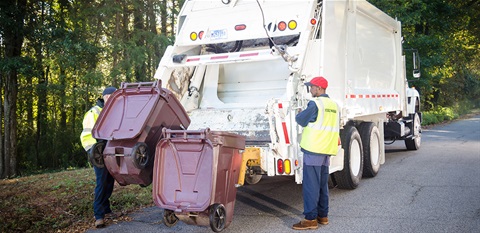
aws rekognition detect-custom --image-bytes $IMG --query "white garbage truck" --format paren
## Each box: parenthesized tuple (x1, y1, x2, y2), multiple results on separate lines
(154, 0, 422, 189)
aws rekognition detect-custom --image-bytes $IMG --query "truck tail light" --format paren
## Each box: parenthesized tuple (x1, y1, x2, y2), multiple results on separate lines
(190, 32, 197, 41)
(235, 24, 246, 31)
(278, 21, 286, 31)
(310, 18, 317, 26)
(277, 159, 284, 174)
(284, 159, 291, 174)
(288, 20, 297, 30)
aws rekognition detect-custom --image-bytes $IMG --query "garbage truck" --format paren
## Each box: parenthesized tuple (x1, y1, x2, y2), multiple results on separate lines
(153, 0, 422, 189)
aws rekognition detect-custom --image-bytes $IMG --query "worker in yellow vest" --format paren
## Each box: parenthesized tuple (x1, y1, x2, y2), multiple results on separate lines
(80, 86, 118, 228)
(292, 76, 340, 230)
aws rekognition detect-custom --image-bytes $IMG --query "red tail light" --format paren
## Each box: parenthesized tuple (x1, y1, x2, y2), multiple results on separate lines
(235, 24, 246, 31)
(278, 21, 286, 31)
(277, 159, 284, 174)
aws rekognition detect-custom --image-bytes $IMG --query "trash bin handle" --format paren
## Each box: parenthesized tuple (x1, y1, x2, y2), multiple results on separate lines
(120, 80, 162, 89)
(162, 128, 210, 140)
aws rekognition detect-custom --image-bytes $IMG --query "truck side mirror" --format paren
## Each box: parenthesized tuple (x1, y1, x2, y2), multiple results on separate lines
(412, 51, 421, 78)
(413, 70, 421, 78)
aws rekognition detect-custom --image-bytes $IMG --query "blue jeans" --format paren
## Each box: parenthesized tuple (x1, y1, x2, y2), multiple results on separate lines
(302, 164, 329, 220)
(93, 165, 115, 220)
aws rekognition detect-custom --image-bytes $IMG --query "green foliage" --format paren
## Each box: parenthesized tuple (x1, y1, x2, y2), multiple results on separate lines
(0, 0, 181, 175)
(434, 107, 458, 122)
(370, 0, 480, 109)
(421, 100, 477, 125)
(421, 112, 438, 126)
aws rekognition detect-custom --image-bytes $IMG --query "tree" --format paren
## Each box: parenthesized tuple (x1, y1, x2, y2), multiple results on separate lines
(370, 0, 480, 110)
(0, 0, 27, 178)
(0, 0, 181, 175)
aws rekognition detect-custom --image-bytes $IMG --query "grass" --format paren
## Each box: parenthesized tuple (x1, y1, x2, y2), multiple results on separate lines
(0, 168, 154, 233)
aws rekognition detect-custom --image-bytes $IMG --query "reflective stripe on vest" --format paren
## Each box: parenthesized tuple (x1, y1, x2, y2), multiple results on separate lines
(80, 106, 102, 151)
(300, 97, 340, 155)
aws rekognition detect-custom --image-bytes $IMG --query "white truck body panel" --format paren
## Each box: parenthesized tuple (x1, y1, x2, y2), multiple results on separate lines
(154, 0, 420, 184)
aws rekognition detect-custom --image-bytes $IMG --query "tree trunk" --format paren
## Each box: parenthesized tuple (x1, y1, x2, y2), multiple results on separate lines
(4, 68, 19, 178)
(2, 0, 27, 178)
(146, 0, 158, 78)
(112, 0, 121, 85)
(170, 0, 177, 37)
(160, 0, 167, 36)
(0, 68, 4, 178)
(32, 2, 44, 166)
(36, 66, 47, 168)
(122, 0, 132, 83)
(133, 0, 146, 81)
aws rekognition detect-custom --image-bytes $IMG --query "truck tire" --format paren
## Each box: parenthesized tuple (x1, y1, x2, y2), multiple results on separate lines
(334, 125, 363, 189)
(359, 122, 381, 177)
(245, 173, 262, 185)
(405, 113, 421, 150)
(244, 166, 262, 185)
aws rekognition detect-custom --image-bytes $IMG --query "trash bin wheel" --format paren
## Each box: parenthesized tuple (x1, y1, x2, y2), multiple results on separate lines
(131, 142, 150, 169)
(88, 142, 105, 168)
(209, 203, 226, 232)
(163, 209, 179, 227)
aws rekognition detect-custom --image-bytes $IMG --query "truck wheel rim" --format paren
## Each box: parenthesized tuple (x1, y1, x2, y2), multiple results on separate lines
(370, 131, 380, 166)
(351, 139, 362, 176)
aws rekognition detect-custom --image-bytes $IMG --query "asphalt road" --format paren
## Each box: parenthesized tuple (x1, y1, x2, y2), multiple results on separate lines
(88, 114, 480, 233)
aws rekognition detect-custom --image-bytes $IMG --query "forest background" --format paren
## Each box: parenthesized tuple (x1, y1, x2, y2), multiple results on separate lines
(0, 0, 479, 178)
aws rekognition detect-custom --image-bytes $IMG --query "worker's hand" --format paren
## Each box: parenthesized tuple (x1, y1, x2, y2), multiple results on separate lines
(295, 107, 303, 114)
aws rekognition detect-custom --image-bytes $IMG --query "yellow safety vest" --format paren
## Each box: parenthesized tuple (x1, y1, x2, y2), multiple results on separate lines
(80, 106, 102, 151)
(300, 97, 340, 155)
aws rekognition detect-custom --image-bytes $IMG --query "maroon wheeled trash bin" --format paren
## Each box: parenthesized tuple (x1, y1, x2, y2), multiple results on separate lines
(153, 129, 245, 232)
(90, 80, 190, 186)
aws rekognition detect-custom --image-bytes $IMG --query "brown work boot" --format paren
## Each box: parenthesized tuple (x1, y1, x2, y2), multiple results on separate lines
(95, 218, 105, 228)
(105, 212, 121, 219)
(292, 219, 318, 230)
(317, 216, 329, 225)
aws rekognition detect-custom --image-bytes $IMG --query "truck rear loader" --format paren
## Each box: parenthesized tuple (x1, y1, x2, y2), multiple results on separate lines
(154, 0, 422, 189)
